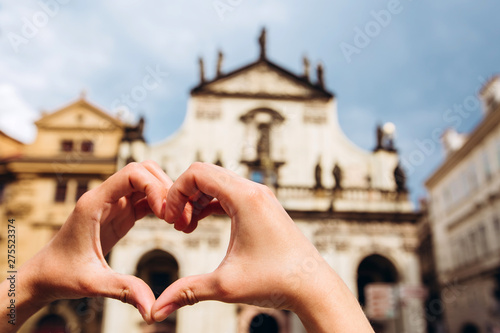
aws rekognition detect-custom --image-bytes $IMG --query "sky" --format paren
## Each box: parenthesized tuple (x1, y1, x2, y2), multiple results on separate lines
(1, 0, 499, 206)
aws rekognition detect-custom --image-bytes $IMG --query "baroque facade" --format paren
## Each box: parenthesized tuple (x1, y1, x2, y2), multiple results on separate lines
(425, 76, 500, 333)
(106, 30, 425, 333)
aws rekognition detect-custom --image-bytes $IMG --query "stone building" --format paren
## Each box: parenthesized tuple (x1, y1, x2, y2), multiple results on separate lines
(106, 29, 425, 333)
(0, 96, 127, 333)
(425, 76, 500, 333)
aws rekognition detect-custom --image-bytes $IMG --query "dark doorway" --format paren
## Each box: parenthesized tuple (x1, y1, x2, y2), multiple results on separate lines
(249, 313, 279, 333)
(461, 323, 480, 333)
(136, 250, 179, 333)
(357, 254, 398, 306)
(136, 249, 179, 298)
(34, 314, 68, 333)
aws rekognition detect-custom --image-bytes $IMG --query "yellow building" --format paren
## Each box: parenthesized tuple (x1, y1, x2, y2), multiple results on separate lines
(0, 130, 24, 160)
(0, 95, 128, 333)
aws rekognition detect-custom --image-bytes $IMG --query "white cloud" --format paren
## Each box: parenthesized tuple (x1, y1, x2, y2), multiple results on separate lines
(0, 84, 38, 143)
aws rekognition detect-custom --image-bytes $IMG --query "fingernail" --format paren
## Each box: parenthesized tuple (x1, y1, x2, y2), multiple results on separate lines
(161, 199, 166, 219)
(137, 304, 148, 322)
(154, 303, 180, 322)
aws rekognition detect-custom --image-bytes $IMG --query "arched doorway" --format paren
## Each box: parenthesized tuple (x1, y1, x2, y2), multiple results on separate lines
(357, 254, 398, 306)
(136, 250, 179, 333)
(461, 323, 480, 333)
(249, 313, 279, 333)
(34, 314, 68, 333)
(136, 249, 179, 297)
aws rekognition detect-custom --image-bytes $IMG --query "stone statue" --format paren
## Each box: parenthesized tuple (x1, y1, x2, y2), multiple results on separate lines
(303, 56, 310, 81)
(257, 123, 270, 159)
(137, 116, 145, 136)
(333, 163, 342, 189)
(216, 50, 224, 78)
(198, 57, 205, 84)
(316, 63, 324, 88)
(314, 159, 323, 189)
(375, 123, 396, 151)
(214, 152, 223, 167)
(195, 150, 203, 162)
(386, 135, 394, 151)
(258, 28, 267, 59)
(122, 116, 145, 142)
(376, 124, 383, 150)
(394, 163, 407, 192)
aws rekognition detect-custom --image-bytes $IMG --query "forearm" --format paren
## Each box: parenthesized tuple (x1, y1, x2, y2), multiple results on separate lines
(0, 266, 48, 333)
(294, 265, 374, 333)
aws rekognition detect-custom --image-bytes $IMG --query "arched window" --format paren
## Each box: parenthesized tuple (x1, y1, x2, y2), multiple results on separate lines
(34, 314, 68, 333)
(249, 313, 279, 333)
(356, 254, 398, 306)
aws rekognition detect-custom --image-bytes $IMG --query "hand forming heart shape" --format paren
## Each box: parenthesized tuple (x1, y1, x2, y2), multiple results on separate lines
(8, 161, 374, 333)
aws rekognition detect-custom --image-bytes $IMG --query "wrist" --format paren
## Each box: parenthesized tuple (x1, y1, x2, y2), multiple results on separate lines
(290, 263, 338, 331)
(290, 262, 374, 333)
(0, 262, 50, 332)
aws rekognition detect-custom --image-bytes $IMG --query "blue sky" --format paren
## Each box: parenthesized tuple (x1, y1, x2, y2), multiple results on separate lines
(1, 0, 499, 205)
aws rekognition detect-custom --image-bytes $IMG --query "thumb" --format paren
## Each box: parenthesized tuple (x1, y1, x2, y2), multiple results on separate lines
(95, 271, 156, 324)
(152, 273, 221, 322)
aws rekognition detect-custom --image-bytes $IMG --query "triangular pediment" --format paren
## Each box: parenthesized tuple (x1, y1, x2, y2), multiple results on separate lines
(36, 98, 123, 130)
(192, 60, 333, 100)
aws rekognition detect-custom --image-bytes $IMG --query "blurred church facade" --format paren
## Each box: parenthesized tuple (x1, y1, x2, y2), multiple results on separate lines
(109, 29, 424, 333)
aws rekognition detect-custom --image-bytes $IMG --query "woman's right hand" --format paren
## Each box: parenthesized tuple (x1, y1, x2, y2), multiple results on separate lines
(153, 162, 374, 333)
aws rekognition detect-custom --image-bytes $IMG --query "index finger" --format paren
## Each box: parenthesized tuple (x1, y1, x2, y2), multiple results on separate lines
(165, 162, 240, 223)
(94, 162, 168, 219)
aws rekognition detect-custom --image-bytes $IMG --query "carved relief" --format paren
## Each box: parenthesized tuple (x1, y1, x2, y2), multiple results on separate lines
(195, 98, 221, 120)
(207, 63, 315, 97)
(208, 236, 220, 248)
(334, 241, 349, 251)
(303, 103, 327, 124)
(185, 238, 200, 248)
(6, 202, 32, 218)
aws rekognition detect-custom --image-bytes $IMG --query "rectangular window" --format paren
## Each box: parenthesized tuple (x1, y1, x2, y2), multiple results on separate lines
(0, 182, 5, 203)
(452, 239, 461, 269)
(81, 140, 94, 153)
(460, 237, 468, 266)
(463, 172, 470, 197)
(75, 181, 88, 201)
(497, 140, 500, 171)
(55, 181, 67, 202)
(61, 140, 73, 152)
(469, 231, 478, 260)
(494, 217, 500, 245)
(478, 224, 488, 255)
(482, 152, 491, 181)
(468, 165, 478, 193)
